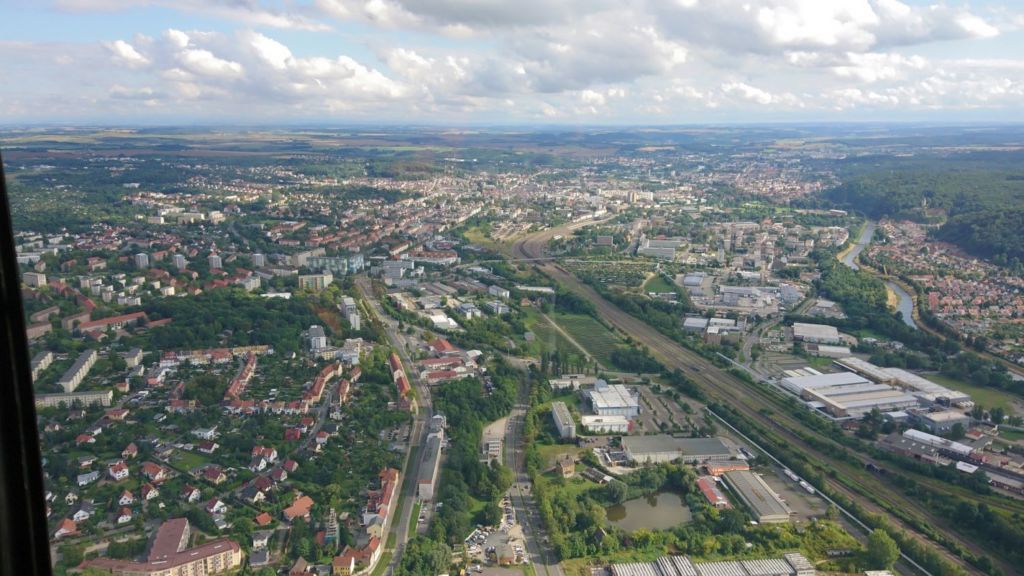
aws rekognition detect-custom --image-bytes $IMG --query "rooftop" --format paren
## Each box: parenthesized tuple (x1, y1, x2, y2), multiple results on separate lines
(622, 435, 732, 457)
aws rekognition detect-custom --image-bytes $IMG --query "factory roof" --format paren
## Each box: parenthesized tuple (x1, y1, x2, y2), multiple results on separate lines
(792, 322, 840, 340)
(612, 554, 813, 576)
(780, 372, 868, 394)
(921, 410, 969, 422)
(722, 470, 790, 521)
(588, 384, 639, 411)
(622, 435, 732, 457)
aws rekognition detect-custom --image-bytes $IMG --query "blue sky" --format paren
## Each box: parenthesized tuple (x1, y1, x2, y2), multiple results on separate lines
(1, 0, 1023, 124)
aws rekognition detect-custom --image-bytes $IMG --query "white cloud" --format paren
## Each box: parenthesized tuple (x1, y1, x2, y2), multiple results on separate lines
(105, 40, 150, 68)
(831, 52, 926, 83)
(579, 90, 606, 106)
(2, 1, 1023, 121)
(247, 32, 292, 70)
(177, 48, 244, 77)
(165, 29, 190, 49)
(722, 81, 774, 104)
(57, 0, 330, 31)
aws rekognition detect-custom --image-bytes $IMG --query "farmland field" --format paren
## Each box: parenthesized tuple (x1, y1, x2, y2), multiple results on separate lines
(523, 308, 584, 357)
(552, 312, 622, 367)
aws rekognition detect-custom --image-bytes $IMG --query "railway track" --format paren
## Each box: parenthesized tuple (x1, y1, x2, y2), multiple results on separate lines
(509, 227, 1005, 575)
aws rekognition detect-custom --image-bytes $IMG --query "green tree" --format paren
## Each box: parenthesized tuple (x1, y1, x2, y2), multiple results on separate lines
(603, 480, 628, 504)
(479, 501, 503, 526)
(866, 529, 900, 569)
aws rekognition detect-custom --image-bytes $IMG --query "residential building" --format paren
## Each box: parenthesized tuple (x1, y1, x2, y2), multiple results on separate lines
(551, 401, 576, 440)
(298, 272, 333, 291)
(57, 349, 98, 393)
(82, 518, 243, 576)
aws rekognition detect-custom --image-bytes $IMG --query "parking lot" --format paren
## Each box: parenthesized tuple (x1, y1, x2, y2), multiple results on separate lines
(463, 495, 528, 566)
(635, 384, 699, 435)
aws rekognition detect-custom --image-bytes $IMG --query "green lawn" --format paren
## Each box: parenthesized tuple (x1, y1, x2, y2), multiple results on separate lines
(551, 313, 622, 367)
(928, 374, 1020, 412)
(171, 451, 208, 471)
(535, 443, 585, 470)
(370, 551, 393, 576)
(642, 274, 676, 293)
(408, 501, 421, 538)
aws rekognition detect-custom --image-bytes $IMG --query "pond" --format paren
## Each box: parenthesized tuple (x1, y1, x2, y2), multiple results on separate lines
(606, 491, 692, 532)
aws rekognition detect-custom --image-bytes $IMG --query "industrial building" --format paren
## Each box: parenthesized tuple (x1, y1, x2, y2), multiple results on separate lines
(549, 374, 597, 391)
(791, 322, 842, 345)
(901, 429, 975, 460)
(551, 401, 576, 440)
(586, 381, 640, 418)
(722, 470, 791, 524)
(621, 435, 735, 465)
(58, 349, 98, 393)
(581, 415, 631, 434)
(914, 409, 970, 435)
(610, 553, 815, 576)
(834, 357, 973, 408)
(779, 371, 917, 419)
(696, 476, 731, 509)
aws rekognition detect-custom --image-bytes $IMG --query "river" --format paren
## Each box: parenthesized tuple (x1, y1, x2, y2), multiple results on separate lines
(840, 221, 917, 329)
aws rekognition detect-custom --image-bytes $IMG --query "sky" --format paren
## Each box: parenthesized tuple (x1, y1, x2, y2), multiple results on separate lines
(1, 0, 1023, 125)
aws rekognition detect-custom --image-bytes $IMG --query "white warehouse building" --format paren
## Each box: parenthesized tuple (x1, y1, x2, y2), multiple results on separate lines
(585, 381, 640, 418)
(581, 415, 631, 434)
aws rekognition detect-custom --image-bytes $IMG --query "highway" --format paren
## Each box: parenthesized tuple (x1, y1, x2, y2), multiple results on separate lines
(355, 278, 433, 576)
(510, 223, 996, 576)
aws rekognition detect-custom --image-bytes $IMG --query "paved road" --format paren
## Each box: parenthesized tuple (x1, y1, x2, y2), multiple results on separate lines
(502, 374, 562, 576)
(356, 277, 433, 576)
(510, 225, 985, 576)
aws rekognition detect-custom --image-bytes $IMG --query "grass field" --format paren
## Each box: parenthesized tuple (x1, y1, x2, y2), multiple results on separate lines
(171, 451, 208, 471)
(370, 551, 393, 576)
(928, 373, 1021, 413)
(523, 308, 585, 358)
(551, 313, 622, 367)
(409, 501, 422, 538)
(536, 443, 585, 470)
(463, 225, 499, 250)
(642, 274, 676, 293)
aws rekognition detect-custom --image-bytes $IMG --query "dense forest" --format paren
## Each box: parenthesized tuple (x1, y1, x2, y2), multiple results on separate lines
(425, 364, 517, 547)
(821, 152, 1024, 262)
(140, 288, 322, 355)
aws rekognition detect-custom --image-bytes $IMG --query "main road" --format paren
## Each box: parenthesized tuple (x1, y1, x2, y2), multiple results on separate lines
(356, 277, 434, 576)
(502, 363, 563, 576)
(510, 223, 995, 576)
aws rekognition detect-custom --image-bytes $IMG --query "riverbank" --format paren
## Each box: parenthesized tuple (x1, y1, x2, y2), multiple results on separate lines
(837, 219, 916, 329)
